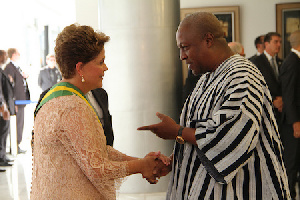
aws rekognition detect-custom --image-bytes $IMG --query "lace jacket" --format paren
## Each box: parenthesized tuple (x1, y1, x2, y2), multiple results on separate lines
(31, 95, 129, 200)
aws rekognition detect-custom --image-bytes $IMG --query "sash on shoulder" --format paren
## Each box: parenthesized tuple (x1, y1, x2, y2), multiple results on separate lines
(34, 82, 102, 127)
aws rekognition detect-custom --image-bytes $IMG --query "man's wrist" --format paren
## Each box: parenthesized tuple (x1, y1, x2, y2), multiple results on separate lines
(176, 126, 185, 144)
(177, 126, 184, 136)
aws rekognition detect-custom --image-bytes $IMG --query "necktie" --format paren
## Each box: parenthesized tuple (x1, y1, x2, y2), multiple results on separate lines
(49, 68, 55, 82)
(16, 66, 22, 75)
(271, 57, 279, 79)
(16, 66, 27, 86)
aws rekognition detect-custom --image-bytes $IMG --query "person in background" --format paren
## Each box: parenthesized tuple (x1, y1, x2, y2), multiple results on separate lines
(250, 32, 283, 125)
(38, 54, 62, 91)
(31, 24, 170, 200)
(138, 12, 290, 199)
(228, 41, 245, 56)
(4, 48, 30, 154)
(280, 30, 300, 200)
(0, 50, 13, 169)
(249, 34, 265, 61)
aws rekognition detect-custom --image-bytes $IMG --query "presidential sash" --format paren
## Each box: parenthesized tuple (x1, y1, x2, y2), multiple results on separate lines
(34, 82, 102, 127)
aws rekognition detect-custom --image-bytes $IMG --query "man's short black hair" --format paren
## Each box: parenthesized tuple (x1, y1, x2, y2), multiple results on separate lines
(254, 35, 264, 46)
(264, 32, 281, 43)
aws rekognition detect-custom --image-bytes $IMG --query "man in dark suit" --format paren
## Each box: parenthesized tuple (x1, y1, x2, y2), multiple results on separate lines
(38, 54, 62, 91)
(251, 32, 283, 122)
(280, 30, 300, 200)
(4, 48, 29, 154)
(0, 50, 14, 169)
(36, 87, 114, 146)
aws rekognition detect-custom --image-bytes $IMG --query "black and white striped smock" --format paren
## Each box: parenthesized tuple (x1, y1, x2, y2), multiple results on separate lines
(167, 55, 291, 199)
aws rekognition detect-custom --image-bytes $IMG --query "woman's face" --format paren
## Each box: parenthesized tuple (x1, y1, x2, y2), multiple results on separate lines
(81, 49, 108, 90)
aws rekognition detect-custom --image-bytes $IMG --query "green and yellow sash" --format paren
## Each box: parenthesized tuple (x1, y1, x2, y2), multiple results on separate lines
(34, 82, 102, 127)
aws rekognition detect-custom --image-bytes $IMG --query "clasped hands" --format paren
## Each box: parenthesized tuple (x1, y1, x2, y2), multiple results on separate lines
(140, 151, 172, 184)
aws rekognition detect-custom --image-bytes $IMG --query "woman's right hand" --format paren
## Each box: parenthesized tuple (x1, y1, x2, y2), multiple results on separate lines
(127, 153, 171, 184)
(141, 153, 172, 184)
(139, 156, 160, 184)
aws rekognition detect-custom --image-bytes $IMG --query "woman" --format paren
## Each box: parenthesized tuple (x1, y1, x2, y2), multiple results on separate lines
(31, 24, 168, 199)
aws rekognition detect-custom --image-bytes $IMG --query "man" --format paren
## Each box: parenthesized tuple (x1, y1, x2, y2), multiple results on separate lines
(0, 50, 13, 169)
(138, 12, 290, 199)
(249, 35, 265, 61)
(251, 32, 283, 123)
(228, 41, 245, 56)
(280, 30, 300, 199)
(38, 54, 62, 91)
(4, 48, 29, 154)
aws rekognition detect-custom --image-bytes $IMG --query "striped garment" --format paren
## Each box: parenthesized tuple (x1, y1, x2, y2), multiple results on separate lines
(167, 55, 291, 199)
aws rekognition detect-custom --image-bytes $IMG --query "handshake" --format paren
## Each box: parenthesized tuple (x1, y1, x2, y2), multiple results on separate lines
(139, 151, 172, 184)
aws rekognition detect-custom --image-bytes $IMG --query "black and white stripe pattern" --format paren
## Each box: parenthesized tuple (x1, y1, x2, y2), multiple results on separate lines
(167, 55, 290, 199)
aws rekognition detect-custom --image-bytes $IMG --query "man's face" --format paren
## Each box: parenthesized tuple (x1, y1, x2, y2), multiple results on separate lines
(46, 57, 56, 68)
(265, 36, 281, 56)
(12, 50, 20, 61)
(176, 25, 209, 75)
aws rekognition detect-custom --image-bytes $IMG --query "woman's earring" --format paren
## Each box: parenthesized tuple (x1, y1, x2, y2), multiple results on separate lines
(81, 75, 85, 83)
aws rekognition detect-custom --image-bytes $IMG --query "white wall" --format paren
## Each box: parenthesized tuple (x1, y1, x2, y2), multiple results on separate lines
(180, 0, 299, 58)
(75, 0, 99, 29)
